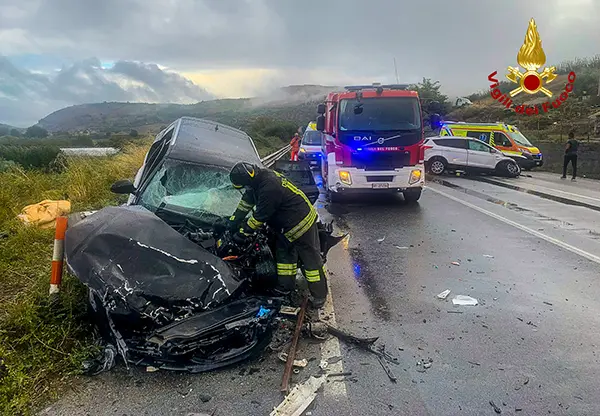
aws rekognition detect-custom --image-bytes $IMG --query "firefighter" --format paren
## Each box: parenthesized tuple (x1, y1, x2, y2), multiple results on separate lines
(227, 161, 327, 308)
(290, 133, 301, 161)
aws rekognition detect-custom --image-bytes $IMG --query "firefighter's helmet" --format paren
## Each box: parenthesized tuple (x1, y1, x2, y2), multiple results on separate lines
(229, 162, 257, 188)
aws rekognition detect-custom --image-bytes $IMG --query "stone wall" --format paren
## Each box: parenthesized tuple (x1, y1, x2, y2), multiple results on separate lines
(536, 141, 600, 178)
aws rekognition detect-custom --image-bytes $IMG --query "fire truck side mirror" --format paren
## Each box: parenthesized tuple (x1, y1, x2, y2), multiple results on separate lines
(316, 115, 325, 132)
(430, 114, 442, 129)
(317, 103, 326, 115)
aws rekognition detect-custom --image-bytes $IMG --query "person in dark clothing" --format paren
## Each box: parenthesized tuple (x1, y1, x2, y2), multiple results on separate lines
(227, 161, 327, 308)
(562, 132, 579, 181)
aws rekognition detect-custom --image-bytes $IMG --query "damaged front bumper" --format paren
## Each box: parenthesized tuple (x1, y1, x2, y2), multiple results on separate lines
(65, 205, 281, 373)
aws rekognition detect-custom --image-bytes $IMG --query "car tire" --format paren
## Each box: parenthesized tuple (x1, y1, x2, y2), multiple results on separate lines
(403, 188, 422, 203)
(497, 160, 520, 178)
(428, 157, 447, 175)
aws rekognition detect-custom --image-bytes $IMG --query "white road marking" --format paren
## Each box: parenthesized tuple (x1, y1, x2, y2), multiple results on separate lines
(429, 186, 600, 265)
(495, 178, 600, 204)
(319, 272, 348, 398)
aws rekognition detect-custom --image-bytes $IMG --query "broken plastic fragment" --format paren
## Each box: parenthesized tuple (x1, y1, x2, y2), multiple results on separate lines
(451, 261, 460, 266)
(483, 254, 495, 258)
(270, 376, 326, 416)
(395, 246, 409, 250)
(377, 236, 386, 243)
(452, 295, 478, 306)
(146, 366, 159, 372)
(319, 360, 328, 370)
(256, 306, 271, 318)
(437, 289, 451, 300)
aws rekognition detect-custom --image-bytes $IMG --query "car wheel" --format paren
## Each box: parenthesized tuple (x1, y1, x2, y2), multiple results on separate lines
(403, 188, 422, 203)
(498, 160, 520, 177)
(428, 157, 447, 175)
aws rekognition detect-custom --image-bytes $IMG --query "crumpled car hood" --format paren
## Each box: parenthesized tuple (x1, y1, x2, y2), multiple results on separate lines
(65, 205, 280, 373)
(65, 205, 242, 324)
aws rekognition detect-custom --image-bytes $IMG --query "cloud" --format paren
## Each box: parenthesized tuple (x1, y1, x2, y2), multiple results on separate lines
(0, 0, 598, 124)
(0, 57, 213, 126)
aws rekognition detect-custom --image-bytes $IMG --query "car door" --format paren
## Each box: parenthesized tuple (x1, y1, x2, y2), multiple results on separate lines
(467, 139, 497, 169)
(436, 138, 468, 167)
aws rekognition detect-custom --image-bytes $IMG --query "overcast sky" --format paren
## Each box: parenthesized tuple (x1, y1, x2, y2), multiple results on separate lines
(1, 0, 598, 126)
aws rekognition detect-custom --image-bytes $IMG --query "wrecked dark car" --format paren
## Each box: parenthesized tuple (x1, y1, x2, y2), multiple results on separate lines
(65, 117, 341, 373)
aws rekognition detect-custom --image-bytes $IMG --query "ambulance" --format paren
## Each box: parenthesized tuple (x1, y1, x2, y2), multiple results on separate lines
(439, 122, 543, 170)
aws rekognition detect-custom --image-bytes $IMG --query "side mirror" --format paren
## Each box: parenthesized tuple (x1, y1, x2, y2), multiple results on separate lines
(430, 113, 442, 129)
(317, 103, 326, 115)
(111, 179, 136, 195)
(316, 115, 325, 132)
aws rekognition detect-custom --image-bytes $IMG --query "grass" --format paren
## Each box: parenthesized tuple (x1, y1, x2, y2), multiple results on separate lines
(0, 142, 149, 415)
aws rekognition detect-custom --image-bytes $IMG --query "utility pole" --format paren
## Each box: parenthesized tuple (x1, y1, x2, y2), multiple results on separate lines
(393, 58, 399, 84)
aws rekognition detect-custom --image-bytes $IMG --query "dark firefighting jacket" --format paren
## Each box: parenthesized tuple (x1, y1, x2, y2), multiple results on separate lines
(229, 168, 316, 242)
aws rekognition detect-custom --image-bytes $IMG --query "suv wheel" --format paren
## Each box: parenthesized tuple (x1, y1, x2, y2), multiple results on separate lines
(428, 157, 447, 175)
(498, 160, 520, 177)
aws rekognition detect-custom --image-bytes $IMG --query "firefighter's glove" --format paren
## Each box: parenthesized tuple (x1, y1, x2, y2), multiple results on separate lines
(232, 232, 250, 247)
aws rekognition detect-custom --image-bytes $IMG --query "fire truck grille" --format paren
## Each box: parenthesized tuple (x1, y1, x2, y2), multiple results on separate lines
(351, 151, 410, 171)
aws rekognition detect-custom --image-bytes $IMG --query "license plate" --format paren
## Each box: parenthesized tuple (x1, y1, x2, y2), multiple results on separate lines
(372, 183, 389, 189)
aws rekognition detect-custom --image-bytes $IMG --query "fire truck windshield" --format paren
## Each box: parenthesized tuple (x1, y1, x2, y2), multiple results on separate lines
(339, 97, 421, 132)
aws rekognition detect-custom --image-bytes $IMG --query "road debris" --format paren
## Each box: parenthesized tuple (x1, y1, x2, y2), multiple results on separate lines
(543, 301, 553, 306)
(524, 377, 530, 385)
(452, 295, 478, 306)
(437, 289, 451, 300)
(319, 360, 328, 371)
(146, 366, 159, 372)
(447, 310, 463, 314)
(377, 236, 386, 243)
(281, 296, 308, 394)
(199, 394, 212, 403)
(327, 372, 352, 377)
(483, 254, 495, 258)
(280, 306, 301, 316)
(451, 261, 461, 266)
(270, 376, 326, 416)
(278, 352, 308, 368)
(395, 246, 409, 250)
(377, 355, 397, 382)
(327, 356, 342, 365)
(489, 400, 502, 414)
(467, 361, 481, 366)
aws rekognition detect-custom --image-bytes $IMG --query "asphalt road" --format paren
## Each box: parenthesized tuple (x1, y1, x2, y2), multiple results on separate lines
(44, 171, 600, 416)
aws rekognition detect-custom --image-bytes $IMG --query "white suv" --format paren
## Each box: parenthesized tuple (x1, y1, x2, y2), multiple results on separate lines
(424, 136, 520, 177)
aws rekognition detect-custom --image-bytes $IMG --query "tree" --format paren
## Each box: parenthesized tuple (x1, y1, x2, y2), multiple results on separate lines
(9, 129, 20, 137)
(0, 126, 9, 136)
(25, 125, 49, 138)
(129, 129, 139, 137)
(410, 78, 451, 115)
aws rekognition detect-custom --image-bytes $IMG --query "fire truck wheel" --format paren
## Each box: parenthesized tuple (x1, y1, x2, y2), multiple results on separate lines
(428, 157, 447, 175)
(403, 188, 422, 203)
(326, 189, 342, 203)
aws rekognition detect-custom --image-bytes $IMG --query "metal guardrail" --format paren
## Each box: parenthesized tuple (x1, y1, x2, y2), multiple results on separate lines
(261, 145, 291, 167)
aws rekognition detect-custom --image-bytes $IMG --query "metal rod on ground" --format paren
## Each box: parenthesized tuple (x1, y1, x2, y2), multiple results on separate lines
(49, 216, 68, 295)
(280, 295, 309, 394)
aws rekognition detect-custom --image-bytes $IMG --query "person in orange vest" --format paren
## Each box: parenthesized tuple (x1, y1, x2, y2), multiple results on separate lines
(290, 133, 301, 161)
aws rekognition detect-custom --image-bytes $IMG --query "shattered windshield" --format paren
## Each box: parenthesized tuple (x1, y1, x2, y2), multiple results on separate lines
(138, 159, 242, 221)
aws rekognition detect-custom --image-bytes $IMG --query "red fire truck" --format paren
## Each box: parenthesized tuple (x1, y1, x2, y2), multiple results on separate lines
(316, 84, 435, 202)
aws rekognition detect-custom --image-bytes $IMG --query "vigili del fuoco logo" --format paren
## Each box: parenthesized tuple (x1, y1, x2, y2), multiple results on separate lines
(487, 18, 576, 116)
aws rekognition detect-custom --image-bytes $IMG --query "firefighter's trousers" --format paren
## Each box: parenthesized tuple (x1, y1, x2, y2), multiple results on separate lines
(275, 222, 328, 300)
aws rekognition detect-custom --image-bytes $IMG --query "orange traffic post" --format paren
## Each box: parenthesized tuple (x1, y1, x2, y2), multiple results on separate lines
(50, 216, 68, 295)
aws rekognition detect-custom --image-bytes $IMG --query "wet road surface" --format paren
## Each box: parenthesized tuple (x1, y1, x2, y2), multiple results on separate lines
(45, 171, 600, 415)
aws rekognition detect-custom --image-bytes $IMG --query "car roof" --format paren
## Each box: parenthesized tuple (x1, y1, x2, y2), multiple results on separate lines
(166, 117, 262, 168)
(427, 136, 496, 147)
